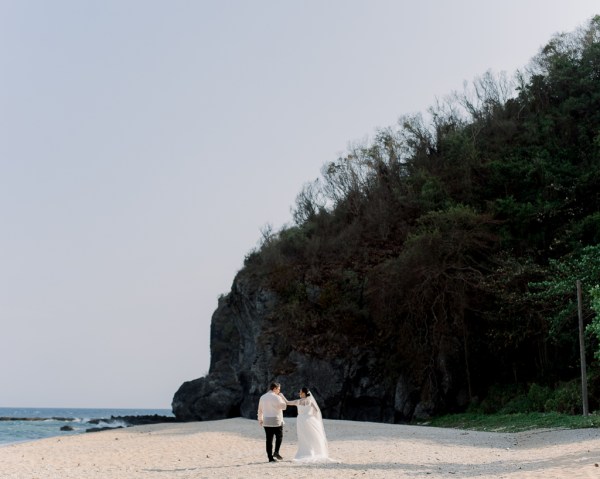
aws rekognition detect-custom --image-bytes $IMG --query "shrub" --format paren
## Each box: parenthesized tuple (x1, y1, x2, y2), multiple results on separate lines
(544, 381, 582, 415)
(478, 383, 527, 413)
(480, 382, 581, 414)
(527, 383, 553, 412)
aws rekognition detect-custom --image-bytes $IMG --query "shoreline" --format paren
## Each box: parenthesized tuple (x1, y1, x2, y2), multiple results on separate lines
(1, 417, 599, 478)
(0, 408, 175, 447)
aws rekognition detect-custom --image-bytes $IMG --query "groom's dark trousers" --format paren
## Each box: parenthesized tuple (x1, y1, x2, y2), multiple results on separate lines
(263, 426, 283, 459)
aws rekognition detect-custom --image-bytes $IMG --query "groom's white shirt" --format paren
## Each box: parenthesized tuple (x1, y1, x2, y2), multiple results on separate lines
(258, 390, 287, 427)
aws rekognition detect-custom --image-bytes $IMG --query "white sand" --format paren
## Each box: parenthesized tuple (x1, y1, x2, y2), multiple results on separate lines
(1, 417, 600, 478)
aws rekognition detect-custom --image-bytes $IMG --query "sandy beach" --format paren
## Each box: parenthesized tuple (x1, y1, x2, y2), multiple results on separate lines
(1, 417, 600, 478)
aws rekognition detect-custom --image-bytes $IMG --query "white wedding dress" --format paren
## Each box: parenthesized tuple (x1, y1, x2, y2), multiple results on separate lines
(287, 395, 334, 463)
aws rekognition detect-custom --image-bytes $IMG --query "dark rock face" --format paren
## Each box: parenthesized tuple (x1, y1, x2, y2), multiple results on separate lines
(173, 273, 268, 421)
(172, 272, 467, 423)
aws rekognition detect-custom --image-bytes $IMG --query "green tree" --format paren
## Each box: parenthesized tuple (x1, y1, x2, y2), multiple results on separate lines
(529, 245, 600, 356)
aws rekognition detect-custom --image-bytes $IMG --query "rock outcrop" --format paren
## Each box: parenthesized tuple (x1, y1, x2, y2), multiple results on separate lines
(172, 270, 469, 423)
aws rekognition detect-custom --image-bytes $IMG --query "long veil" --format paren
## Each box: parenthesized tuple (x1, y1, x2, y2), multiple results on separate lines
(309, 394, 323, 420)
(306, 393, 330, 461)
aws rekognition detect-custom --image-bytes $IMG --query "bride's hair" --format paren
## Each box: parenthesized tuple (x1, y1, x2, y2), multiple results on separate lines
(301, 387, 311, 397)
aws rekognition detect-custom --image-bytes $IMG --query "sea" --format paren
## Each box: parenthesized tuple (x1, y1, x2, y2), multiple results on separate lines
(0, 407, 173, 446)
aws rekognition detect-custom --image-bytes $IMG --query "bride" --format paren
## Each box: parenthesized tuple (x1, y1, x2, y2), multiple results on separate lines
(285, 387, 334, 463)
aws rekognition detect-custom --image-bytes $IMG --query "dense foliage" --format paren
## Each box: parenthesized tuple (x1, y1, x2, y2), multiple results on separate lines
(244, 17, 600, 413)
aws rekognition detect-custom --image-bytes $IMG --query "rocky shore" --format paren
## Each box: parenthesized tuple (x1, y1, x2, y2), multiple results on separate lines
(84, 414, 182, 432)
(0, 414, 182, 434)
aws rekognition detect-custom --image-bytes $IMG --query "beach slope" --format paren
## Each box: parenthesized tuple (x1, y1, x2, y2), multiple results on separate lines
(1, 417, 599, 478)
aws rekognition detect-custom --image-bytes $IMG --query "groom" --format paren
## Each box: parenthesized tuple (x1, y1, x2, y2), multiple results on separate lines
(257, 382, 287, 462)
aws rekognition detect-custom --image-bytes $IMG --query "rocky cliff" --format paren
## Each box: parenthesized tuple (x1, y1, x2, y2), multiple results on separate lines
(172, 19, 600, 421)
(172, 269, 469, 423)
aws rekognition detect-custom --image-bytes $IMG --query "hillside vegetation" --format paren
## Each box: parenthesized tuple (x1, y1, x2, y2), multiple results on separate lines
(243, 17, 600, 415)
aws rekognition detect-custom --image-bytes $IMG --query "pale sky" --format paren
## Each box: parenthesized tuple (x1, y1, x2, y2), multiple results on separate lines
(1, 1, 598, 409)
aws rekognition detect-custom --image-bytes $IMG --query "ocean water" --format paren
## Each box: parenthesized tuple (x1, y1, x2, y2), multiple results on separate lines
(0, 407, 173, 446)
